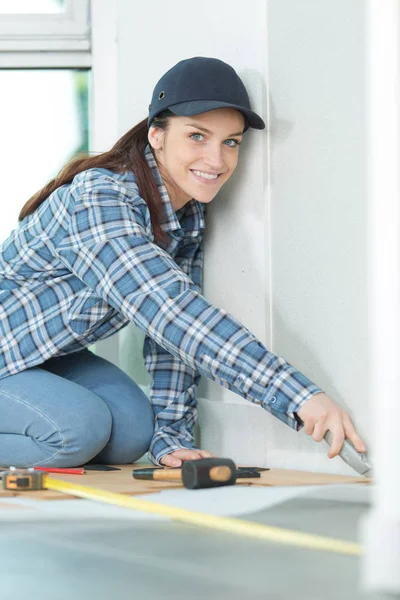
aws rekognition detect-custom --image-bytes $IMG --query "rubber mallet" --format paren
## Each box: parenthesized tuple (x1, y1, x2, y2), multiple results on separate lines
(133, 457, 238, 489)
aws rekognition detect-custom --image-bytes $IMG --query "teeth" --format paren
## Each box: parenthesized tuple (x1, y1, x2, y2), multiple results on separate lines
(192, 170, 219, 181)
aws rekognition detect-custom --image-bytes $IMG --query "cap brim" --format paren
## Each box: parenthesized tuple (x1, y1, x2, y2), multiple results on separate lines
(168, 100, 265, 130)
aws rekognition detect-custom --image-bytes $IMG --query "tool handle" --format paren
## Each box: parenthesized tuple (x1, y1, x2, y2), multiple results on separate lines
(132, 468, 183, 481)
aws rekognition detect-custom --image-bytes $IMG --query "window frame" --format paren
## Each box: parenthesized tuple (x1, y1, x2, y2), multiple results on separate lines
(0, 0, 90, 60)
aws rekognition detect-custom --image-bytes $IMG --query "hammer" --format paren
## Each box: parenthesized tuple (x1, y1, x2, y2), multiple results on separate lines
(132, 458, 263, 489)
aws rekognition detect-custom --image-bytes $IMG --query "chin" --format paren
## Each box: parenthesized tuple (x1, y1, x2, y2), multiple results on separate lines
(197, 197, 215, 204)
(184, 189, 215, 203)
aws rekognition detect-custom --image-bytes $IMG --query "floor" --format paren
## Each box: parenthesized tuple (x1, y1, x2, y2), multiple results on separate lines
(0, 482, 394, 600)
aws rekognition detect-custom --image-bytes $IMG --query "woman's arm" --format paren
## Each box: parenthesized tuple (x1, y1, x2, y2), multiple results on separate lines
(142, 236, 207, 465)
(56, 172, 357, 465)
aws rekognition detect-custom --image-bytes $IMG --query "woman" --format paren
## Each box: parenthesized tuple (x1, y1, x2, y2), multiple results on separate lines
(0, 57, 366, 469)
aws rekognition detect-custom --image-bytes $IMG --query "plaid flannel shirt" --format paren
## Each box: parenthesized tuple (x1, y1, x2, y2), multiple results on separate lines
(0, 144, 323, 464)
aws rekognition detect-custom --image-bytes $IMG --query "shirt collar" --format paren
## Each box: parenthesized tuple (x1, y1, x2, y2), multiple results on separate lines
(144, 144, 206, 238)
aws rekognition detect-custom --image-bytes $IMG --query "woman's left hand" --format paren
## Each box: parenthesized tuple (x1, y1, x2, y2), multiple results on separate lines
(296, 392, 367, 458)
(159, 448, 215, 468)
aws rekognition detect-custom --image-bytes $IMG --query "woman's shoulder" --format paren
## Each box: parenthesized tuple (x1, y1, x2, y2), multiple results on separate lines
(57, 167, 153, 240)
(67, 167, 149, 216)
(71, 167, 139, 195)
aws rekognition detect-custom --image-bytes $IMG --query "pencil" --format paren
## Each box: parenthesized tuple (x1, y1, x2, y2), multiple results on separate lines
(33, 467, 85, 475)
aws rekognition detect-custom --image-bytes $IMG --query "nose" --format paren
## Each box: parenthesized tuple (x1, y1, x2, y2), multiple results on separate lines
(202, 143, 225, 171)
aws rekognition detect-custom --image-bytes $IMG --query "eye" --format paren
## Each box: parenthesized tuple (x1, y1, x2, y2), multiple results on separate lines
(189, 133, 204, 142)
(224, 139, 242, 148)
(189, 132, 241, 147)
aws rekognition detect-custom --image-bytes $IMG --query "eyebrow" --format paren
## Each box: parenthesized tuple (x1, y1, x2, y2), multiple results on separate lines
(184, 123, 244, 137)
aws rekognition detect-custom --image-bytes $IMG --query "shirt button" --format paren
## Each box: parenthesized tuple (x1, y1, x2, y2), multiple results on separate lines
(270, 396, 277, 404)
(236, 375, 245, 382)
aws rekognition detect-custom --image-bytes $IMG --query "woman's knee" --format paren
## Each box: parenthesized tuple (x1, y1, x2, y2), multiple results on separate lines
(93, 387, 155, 465)
(59, 394, 113, 466)
(0, 368, 113, 468)
(29, 388, 113, 467)
(40, 350, 154, 464)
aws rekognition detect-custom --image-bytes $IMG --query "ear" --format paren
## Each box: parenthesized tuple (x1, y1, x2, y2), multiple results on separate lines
(148, 126, 164, 151)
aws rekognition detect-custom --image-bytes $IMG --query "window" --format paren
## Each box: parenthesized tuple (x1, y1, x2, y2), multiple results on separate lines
(0, 0, 91, 242)
(0, 68, 89, 242)
(0, 0, 66, 14)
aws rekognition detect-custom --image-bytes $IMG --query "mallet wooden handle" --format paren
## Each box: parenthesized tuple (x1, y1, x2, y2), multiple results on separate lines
(132, 465, 233, 483)
(133, 468, 182, 481)
(208, 466, 232, 482)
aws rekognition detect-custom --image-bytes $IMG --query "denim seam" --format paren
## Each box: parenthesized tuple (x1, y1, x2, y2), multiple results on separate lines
(0, 389, 65, 465)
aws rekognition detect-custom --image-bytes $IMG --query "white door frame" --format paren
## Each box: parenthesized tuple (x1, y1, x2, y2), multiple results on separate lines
(360, 0, 400, 594)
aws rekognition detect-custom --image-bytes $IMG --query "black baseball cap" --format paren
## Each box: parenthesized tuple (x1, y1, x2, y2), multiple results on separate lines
(147, 57, 265, 132)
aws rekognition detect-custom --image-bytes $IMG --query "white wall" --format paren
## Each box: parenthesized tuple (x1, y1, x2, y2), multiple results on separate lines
(265, 0, 369, 473)
(92, 0, 370, 474)
(92, 0, 272, 464)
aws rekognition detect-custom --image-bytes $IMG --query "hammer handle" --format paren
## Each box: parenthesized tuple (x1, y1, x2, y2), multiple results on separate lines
(132, 466, 259, 482)
(133, 468, 182, 481)
(132, 466, 233, 483)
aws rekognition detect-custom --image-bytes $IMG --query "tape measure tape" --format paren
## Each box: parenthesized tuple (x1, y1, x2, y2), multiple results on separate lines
(1, 467, 363, 557)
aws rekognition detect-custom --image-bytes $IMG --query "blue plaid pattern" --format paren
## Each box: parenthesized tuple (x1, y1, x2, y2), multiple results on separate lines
(0, 144, 323, 464)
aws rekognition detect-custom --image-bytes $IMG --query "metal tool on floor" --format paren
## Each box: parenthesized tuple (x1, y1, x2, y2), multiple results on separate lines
(0, 465, 363, 556)
(132, 458, 267, 489)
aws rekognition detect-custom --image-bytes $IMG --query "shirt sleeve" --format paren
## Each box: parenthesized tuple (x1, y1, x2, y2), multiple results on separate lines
(55, 171, 324, 464)
(142, 235, 205, 465)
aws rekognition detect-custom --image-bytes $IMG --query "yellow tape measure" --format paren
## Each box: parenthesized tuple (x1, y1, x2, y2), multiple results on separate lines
(2, 468, 362, 556)
(47, 476, 363, 556)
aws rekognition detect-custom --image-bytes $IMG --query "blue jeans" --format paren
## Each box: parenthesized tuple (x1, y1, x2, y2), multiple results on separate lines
(0, 348, 154, 468)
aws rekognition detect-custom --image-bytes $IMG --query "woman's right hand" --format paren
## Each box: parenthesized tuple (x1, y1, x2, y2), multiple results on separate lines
(159, 448, 215, 468)
(296, 392, 367, 458)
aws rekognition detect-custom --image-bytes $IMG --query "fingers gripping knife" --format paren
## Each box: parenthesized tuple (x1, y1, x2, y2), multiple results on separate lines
(294, 413, 374, 478)
(323, 431, 374, 478)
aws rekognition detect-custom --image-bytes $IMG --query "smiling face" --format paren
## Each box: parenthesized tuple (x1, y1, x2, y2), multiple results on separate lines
(147, 108, 245, 211)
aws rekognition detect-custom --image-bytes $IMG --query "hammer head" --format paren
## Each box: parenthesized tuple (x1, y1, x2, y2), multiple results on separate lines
(181, 458, 237, 490)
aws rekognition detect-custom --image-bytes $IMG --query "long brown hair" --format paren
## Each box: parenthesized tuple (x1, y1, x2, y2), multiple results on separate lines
(18, 111, 176, 249)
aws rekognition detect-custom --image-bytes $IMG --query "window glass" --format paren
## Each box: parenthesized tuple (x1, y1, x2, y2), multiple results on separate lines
(0, 0, 65, 14)
(0, 69, 89, 243)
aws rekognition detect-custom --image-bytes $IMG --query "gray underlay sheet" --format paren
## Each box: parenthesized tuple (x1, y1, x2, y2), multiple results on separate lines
(0, 483, 371, 521)
(0, 487, 387, 600)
